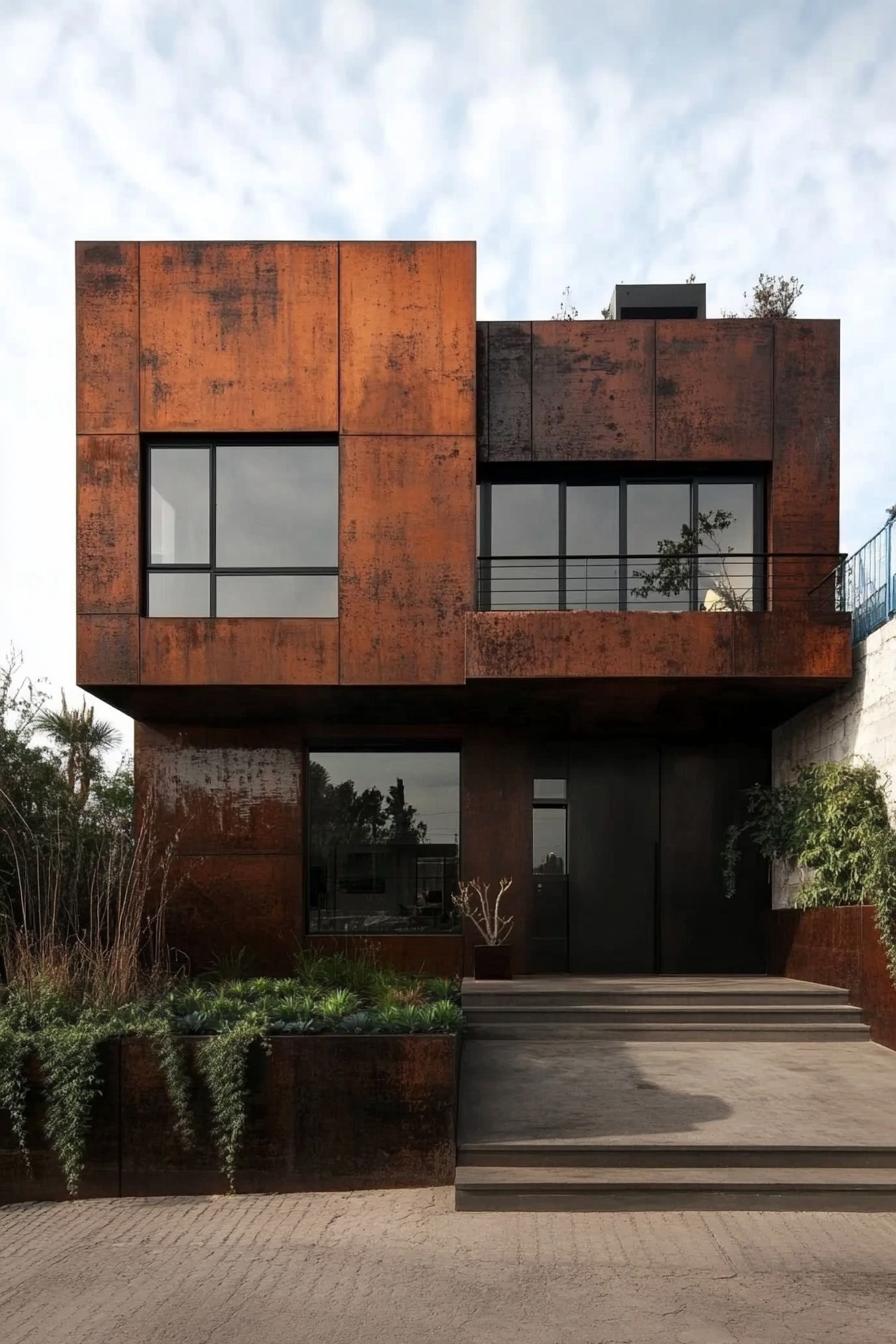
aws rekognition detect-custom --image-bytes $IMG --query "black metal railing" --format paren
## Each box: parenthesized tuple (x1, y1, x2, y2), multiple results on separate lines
(477, 553, 842, 615)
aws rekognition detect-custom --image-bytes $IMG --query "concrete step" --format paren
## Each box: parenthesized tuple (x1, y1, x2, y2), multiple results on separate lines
(458, 1142, 896, 1169)
(454, 1164, 896, 1212)
(463, 1004, 862, 1022)
(463, 988, 851, 1009)
(465, 1021, 870, 1041)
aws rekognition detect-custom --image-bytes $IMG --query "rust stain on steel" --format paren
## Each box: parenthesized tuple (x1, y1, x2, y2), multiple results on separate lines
(134, 723, 302, 855)
(484, 321, 532, 460)
(339, 242, 475, 435)
(464, 610, 852, 681)
(532, 320, 655, 461)
(138, 242, 338, 431)
(165, 853, 302, 975)
(769, 320, 839, 606)
(656, 319, 773, 460)
(77, 614, 139, 686)
(139, 617, 339, 685)
(75, 241, 139, 434)
(339, 435, 476, 685)
(76, 435, 139, 615)
(475, 322, 489, 455)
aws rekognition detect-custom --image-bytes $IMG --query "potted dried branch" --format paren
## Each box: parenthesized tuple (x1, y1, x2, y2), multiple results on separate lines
(452, 877, 514, 980)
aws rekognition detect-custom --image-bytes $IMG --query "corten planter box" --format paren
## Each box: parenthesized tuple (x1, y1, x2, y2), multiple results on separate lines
(0, 1034, 458, 1206)
(473, 944, 512, 980)
(769, 904, 896, 1051)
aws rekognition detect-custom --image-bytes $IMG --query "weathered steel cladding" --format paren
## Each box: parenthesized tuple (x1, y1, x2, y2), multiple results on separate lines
(76, 435, 140, 613)
(339, 242, 475, 435)
(76, 242, 139, 434)
(531, 320, 655, 460)
(138, 242, 338, 431)
(139, 618, 338, 685)
(461, 728, 532, 974)
(339, 435, 476, 684)
(77, 614, 139, 685)
(465, 611, 853, 682)
(655, 319, 773, 460)
(485, 322, 532, 459)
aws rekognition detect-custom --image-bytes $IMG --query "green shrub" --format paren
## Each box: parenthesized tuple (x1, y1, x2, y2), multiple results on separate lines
(725, 761, 896, 985)
(197, 1015, 268, 1192)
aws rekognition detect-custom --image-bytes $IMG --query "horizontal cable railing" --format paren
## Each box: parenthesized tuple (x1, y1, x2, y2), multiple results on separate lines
(825, 518, 896, 643)
(477, 553, 843, 614)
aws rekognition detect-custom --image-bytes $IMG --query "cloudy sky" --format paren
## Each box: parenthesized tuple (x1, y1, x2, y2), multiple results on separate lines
(1, 0, 895, 745)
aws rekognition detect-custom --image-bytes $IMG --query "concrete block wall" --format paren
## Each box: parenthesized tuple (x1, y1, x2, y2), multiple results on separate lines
(772, 618, 896, 906)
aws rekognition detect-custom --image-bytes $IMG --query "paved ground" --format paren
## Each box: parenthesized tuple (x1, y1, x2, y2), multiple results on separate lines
(459, 1040, 896, 1146)
(3, 1189, 896, 1343)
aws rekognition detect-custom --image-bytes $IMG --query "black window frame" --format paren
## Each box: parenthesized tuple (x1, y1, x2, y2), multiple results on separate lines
(144, 435, 340, 618)
(478, 471, 765, 612)
(305, 742, 463, 938)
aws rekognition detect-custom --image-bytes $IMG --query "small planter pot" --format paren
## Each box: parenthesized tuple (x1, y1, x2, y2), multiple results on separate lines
(473, 944, 513, 980)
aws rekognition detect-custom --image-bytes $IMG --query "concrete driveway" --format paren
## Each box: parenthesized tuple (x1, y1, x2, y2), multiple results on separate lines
(2, 1188, 896, 1343)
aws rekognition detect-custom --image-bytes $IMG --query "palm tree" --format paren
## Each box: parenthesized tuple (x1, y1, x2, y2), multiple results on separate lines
(36, 692, 119, 809)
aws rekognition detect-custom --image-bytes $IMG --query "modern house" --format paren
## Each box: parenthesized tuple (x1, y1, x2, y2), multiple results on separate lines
(76, 241, 851, 979)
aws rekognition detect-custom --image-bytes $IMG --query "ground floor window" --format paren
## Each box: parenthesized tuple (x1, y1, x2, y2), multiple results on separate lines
(307, 749, 461, 934)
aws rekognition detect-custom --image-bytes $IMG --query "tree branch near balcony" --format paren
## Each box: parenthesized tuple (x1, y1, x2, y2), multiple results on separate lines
(630, 509, 749, 611)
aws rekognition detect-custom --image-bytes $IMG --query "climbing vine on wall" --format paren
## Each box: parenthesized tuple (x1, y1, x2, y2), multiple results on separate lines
(724, 761, 896, 985)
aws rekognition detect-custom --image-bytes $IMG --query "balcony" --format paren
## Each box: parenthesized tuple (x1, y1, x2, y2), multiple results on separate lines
(467, 551, 852, 684)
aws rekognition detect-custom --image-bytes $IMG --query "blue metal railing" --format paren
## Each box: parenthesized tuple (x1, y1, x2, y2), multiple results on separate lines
(836, 516, 896, 643)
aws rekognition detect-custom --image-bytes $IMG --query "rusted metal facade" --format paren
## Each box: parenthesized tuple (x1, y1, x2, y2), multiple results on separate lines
(76, 240, 851, 975)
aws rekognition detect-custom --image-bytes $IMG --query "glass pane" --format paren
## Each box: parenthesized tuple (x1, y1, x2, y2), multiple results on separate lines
(533, 808, 566, 874)
(489, 484, 559, 610)
(308, 751, 460, 934)
(150, 448, 209, 564)
(534, 778, 567, 801)
(626, 482, 691, 611)
(216, 574, 338, 617)
(567, 485, 620, 610)
(216, 444, 338, 567)
(147, 571, 209, 616)
(697, 482, 756, 612)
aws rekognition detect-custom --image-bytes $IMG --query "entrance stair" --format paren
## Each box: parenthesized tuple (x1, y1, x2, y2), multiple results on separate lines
(455, 976, 896, 1211)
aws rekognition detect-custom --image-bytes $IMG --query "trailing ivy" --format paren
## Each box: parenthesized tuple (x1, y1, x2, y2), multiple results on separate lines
(197, 1015, 269, 1192)
(139, 1015, 194, 1148)
(0, 1015, 31, 1173)
(724, 760, 896, 985)
(35, 1012, 113, 1196)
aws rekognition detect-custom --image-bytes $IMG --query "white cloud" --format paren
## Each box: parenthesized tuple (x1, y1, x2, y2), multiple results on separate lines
(1, 0, 895, 746)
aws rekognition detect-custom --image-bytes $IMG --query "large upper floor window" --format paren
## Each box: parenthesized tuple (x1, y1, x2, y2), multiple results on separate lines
(478, 475, 762, 613)
(146, 440, 338, 616)
(308, 748, 460, 935)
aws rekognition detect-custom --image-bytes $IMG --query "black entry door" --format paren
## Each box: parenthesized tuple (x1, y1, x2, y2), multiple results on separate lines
(659, 742, 768, 973)
(566, 739, 767, 974)
(568, 740, 659, 973)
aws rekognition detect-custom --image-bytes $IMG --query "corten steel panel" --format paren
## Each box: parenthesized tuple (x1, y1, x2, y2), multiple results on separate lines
(465, 611, 853, 681)
(461, 729, 531, 975)
(134, 723, 302, 855)
(656, 319, 773, 460)
(75, 242, 139, 434)
(76, 435, 139, 614)
(531, 320, 655, 460)
(139, 618, 339, 685)
(339, 242, 475, 435)
(769, 320, 840, 606)
(77, 614, 139, 686)
(167, 853, 302, 974)
(138, 242, 338, 431)
(339, 435, 476, 684)
(476, 322, 489, 449)
(485, 321, 532, 460)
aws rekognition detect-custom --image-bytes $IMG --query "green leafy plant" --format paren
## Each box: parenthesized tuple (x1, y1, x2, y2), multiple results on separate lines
(139, 1015, 194, 1147)
(0, 1012, 31, 1173)
(35, 1012, 113, 1196)
(724, 761, 896, 984)
(197, 1015, 268, 1191)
